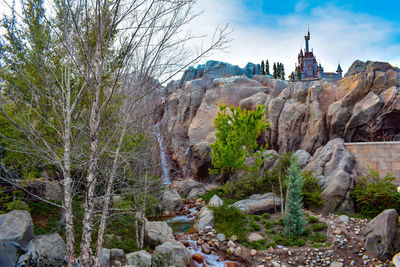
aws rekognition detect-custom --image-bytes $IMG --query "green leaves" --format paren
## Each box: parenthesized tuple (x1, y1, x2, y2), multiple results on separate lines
(209, 104, 269, 176)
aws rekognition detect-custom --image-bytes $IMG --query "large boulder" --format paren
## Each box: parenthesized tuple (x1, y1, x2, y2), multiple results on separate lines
(0, 210, 34, 266)
(208, 195, 223, 207)
(305, 138, 358, 212)
(294, 149, 311, 168)
(364, 209, 400, 258)
(160, 189, 183, 216)
(172, 179, 204, 199)
(229, 193, 282, 214)
(144, 221, 175, 247)
(16, 233, 66, 266)
(187, 187, 206, 201)
(193, 207, 214, 230)
(125, 250, 151, 267)
(152, 241, 191, 267)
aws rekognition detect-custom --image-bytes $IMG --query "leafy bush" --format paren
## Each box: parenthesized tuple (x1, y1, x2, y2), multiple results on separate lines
(312, 223, 327, 232)
(307, 216, 319, 224)
(302, 171, 324, 209)
(350, 169, 400, 218)
(209, 105, 268, 176)
(309, 232, 327, 243)
(249, 220, 261, 231)
(210, 204, 249, 241)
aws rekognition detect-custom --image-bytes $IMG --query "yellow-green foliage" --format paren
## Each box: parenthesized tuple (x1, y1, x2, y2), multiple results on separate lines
(210, 104, 269, 176)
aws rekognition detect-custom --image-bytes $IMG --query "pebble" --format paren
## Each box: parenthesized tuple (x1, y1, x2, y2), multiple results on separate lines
(250, 249, 257, 256)
(227, 240, 235, 248)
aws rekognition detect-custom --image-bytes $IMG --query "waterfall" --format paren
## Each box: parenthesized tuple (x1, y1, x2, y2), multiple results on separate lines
(154, 88, 171, 185)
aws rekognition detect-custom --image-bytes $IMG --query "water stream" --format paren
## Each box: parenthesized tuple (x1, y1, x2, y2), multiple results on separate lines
(154, 87, 171, 185)
(164, 204, 241, 267)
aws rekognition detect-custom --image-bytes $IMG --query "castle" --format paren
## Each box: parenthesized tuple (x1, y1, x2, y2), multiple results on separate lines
(295, 30, 342, 81)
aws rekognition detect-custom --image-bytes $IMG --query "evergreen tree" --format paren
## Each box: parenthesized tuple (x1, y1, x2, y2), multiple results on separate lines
(290, 72, 295, 81)
(297, 68, 302, 81)
(283, 157, 306, 236)
(280, 63, 285, 80)
(273, 63, 277, 78)
(252, 64, 257, 75)
(261, 60, 265, 75)
(266, 60, 270, 75)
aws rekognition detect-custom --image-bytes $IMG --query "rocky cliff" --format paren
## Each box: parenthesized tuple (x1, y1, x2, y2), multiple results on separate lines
(157, 60, 400, 181)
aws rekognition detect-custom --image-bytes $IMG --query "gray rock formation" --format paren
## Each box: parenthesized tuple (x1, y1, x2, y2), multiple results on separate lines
(0, 210, 34, 266)
(160, 189, 183, 215)
(172, 179, 204, 199)
(125, 250, 152, 267)
(364, 209, 400, 258)
(208, 195, 223, 207)
(193, 207, 214, 230)
(0, 210, 66, 267)
(294, 149, 311, 167)
(305, 138, 358, 212)
(230, 193, 282, 214)
(16, 233, 65, 266)
(151, 241, 191, 267)
(144, 221, 175, 247)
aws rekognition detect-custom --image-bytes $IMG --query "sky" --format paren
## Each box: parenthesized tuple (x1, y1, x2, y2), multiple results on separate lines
(1, 0, 399, 76)
(189, 0, 400, 75)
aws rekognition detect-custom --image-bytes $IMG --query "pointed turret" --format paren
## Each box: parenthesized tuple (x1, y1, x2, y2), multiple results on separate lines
(336, 63, 343, 78)
(304, 30, 310, 53)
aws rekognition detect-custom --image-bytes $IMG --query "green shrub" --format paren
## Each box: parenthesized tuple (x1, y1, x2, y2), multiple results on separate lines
(264, 220, 273, 229)
(249, 220, 261, 231)
(209, 105, 268, 176)
(307, 216, 319, 223)
(210, 204, 249, 241)
(351, 169, 400, 218)
(312, 223, 327, 232)
(261, 213, 270, 220)
(302, 171, 324, 208)
(309, 232, 327, 243)
(302, 227, 311, 236)
(253, 215, 261, 221)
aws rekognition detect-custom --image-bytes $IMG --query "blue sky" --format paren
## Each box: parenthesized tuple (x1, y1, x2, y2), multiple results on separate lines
(191, 0, 400, 74)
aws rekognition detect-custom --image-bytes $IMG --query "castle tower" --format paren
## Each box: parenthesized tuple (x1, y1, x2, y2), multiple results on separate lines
(305, 30, 310, 53)
(336, 63, 343, 78)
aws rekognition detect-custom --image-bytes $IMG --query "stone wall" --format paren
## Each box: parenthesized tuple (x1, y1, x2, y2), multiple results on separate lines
(345, 142, 400, 184)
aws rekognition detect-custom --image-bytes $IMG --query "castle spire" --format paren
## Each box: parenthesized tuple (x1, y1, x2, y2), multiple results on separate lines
(305, 29, 310, 53)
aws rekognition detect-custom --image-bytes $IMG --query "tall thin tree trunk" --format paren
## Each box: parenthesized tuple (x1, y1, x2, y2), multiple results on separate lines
(140, 171, 148, 249)
(80, 35, 103, 266)
(278, 166, 284, 213)
(93, 124, 127, 267)
(63, 27, 76, 266)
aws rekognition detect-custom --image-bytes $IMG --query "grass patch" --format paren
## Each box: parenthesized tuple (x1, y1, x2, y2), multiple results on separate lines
(312, 223, 327, 232)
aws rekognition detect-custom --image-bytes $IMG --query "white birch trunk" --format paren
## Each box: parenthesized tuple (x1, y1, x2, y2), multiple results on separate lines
(93, 124, 127, 267)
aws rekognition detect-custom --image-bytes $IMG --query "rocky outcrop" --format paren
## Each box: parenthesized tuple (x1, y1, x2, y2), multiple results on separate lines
(230, 193, 282, 214)
(160, 189, 183, 216)
(364, 209, 400, 258)
(144, 221, 175, 247)
(0, 210, 65, 267)
(152, 241, 191, 267)
(158, 60, 400, 182)
(304, 138, 358, 212)
(16, 234, 66, 266)
(125, 250, 152, 267)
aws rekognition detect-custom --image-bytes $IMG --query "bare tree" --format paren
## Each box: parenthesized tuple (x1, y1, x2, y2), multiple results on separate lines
(0, 0, 230, 266)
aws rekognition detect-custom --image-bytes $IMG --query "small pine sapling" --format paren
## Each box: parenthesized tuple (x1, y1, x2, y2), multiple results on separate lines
(283, 157, 306, 236)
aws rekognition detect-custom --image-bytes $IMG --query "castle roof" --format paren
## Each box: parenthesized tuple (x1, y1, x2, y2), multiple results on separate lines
(337, 64, 343, 72)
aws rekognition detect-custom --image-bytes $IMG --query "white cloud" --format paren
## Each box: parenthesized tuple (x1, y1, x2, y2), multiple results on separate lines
(187, 0, 400, 75)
